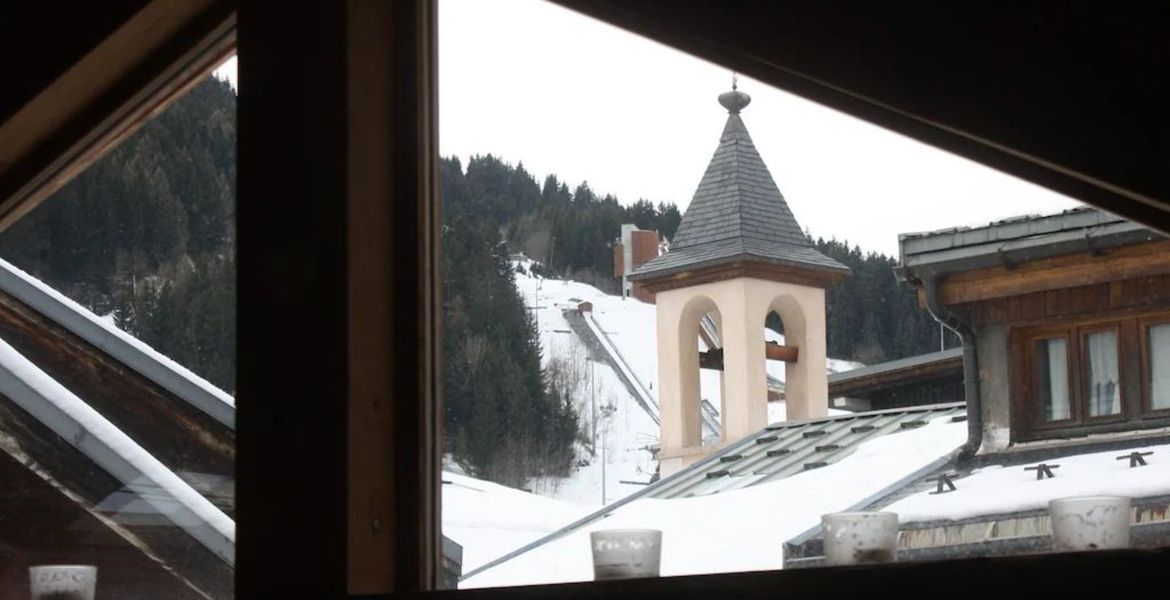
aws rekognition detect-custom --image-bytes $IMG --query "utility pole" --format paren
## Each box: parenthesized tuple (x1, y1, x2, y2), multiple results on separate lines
(601, 414, 607, 506)
(591, 360, 597, 452)
(533, 277, 542, 335)
(939, 322, 945, 351)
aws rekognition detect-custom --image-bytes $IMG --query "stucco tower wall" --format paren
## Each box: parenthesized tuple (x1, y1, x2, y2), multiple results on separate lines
(655, 276, 828, 474)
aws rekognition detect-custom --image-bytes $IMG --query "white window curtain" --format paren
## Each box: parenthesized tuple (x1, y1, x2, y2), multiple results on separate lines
(1085, 330, 1121, 416)
(1150, 324, 1170, 410)
(1045, 339, 1070, 421)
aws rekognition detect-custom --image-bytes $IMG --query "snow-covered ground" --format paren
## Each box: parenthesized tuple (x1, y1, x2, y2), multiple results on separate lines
(888, 441, 1170, 522)
(442, 472, 594, 573)
(461, 414, 966, 588)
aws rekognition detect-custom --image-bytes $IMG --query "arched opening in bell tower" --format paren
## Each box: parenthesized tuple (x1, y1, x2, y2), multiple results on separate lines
(676, 294, 721, 449)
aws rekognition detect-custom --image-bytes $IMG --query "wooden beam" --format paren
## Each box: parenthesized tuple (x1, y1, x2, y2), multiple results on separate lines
(765, 342, 799, 363)
(700, 343, 798, 371)
(239, 1, 439, 594)
(940, 240, 1170, 305)
(237, 1, 348, 596)
(346, 0, 439, 593)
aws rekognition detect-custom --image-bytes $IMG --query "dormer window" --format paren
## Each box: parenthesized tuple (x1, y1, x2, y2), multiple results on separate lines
(1013, 312, 1170, 440)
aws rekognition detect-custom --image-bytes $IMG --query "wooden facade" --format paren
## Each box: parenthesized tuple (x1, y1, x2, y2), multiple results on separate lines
(908, 234, 1170, 446)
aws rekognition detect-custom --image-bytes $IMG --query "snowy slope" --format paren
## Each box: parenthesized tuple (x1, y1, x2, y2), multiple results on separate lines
(513, 261, 662, 507)
(462, 414, 966, 588)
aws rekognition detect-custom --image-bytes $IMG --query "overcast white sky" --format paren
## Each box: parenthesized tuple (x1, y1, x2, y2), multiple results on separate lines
(216, 0, 1083, 256)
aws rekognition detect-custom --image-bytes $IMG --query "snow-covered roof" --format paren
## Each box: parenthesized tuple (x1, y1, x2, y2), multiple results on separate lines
(442, 472, 594, 574)
(886, 441, 1170, 524)
(781, 433, 1170, 568)
(461, 412, 967, 588)
(0, 337, 235, 563)
(645, 402, 966, 499)
(0, 258, 235, 428)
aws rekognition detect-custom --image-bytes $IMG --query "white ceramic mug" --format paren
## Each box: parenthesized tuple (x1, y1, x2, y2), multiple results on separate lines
(821, 511, 899, 566)
(1049, 496, 1131, 551)
(590, 529, 662, 580)
(29, 565, 97, 600)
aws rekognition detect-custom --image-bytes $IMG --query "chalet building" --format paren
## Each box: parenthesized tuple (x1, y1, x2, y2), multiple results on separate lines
(895, 207, 1170, 452)
(612, 224, 662, 303)
(628, 85, 848, 475)
(782, 207, 1170, 566)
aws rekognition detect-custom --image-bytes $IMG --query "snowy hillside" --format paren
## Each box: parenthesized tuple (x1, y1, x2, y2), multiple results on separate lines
(512, 260, 661, 507)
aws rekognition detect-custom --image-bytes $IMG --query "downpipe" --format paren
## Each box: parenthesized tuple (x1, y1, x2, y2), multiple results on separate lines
(921, 272, 982, 462)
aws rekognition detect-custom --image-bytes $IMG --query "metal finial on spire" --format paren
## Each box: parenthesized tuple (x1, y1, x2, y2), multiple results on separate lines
(718, 78, 751, 114)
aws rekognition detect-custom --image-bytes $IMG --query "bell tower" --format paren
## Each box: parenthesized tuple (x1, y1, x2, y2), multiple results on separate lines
(629, 84, 849, 475)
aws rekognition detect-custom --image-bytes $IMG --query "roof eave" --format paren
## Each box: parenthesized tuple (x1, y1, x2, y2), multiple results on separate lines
(630, 252, 850, 285)
(897, 220, 1164, 283)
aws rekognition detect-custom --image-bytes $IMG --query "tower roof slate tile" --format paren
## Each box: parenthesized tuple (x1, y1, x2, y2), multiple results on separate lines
(631, 89, 848, 281)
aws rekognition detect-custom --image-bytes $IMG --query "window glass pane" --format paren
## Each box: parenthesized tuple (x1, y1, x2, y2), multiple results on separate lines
(1085, 330, 1121, 416)
(0, 63, 235, 597)
(1034, 337, 1070, 421)
(438, 0, 1163, 587)
(1149, 324, 1170, 410)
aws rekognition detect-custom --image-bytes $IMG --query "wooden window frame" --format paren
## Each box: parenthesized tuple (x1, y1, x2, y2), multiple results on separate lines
(1077, 323, 1127, 422)
(1138, 316, 1170, 418)
(1013, 311, 1170, 441)
(8, 0, 1170, 598)
(1027, 332, 1077, 427)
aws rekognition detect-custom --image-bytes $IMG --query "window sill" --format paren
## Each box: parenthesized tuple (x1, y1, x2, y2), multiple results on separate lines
(400, 547, 1170, 599)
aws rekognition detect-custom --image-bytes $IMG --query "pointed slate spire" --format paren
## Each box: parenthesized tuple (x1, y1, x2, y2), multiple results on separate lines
(631, 85, 848, 283)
